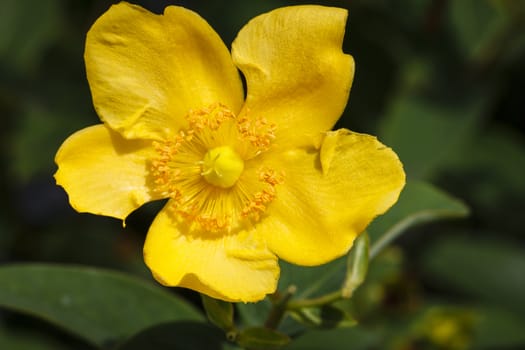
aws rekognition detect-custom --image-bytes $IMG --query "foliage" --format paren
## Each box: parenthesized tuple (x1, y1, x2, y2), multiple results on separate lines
(1, 0, 524, 349)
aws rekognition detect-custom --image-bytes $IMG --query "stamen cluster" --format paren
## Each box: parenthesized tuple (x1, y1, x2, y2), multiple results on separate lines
(150, 104, 283, 233)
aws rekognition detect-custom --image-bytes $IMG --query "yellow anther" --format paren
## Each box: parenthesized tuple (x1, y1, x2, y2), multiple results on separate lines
(202, 146, 244, 188)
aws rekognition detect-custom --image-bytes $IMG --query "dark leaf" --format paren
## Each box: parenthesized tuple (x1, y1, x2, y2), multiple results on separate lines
(0, 264, 203, 347)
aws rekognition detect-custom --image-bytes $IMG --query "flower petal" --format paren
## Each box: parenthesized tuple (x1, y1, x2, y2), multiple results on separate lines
(86, 2, 244, 140)
(260, 129, 405, 265)
(231, 5, 354, 147)
(54, 125, 159, 220)
(143, 206, 279, 302)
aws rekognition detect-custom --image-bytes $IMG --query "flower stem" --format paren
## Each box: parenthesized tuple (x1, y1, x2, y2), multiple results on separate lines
(369, 210, 455, 259)
(285, 290, 342, 310)
(264, 285, 297, 329)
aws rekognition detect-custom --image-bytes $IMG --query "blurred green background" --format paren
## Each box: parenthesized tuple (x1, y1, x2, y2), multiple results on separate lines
(1, 0, 524, 349)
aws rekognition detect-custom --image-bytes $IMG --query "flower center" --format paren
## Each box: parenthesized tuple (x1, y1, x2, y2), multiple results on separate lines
(150, 103, 283, 233)
(201, 146, 244, 188)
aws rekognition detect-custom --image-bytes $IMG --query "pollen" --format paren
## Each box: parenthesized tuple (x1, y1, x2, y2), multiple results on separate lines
(240, 168, 285, 221)
(149, 103, 283, 233)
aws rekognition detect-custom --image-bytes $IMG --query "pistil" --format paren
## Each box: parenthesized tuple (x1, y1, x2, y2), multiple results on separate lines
(201, 146, 244, 188)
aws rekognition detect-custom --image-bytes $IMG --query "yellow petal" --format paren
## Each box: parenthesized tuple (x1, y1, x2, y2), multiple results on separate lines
(231, 5, 354, 147)
(86, 2, 244, 140)
(260, 129, 405, 265)
(54, 125, 159, 220)
(143, 206, 279, 302)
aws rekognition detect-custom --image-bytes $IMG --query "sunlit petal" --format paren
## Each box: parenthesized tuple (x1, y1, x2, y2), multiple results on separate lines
(260, 129, 405, 265)
(144, 206, 280, 302)
(232, 5, 354, 147)
(54, 125, 160, 220)
(86, 2, 244, 140)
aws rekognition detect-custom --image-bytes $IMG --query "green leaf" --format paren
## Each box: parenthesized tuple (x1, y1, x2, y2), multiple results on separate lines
(236, 327, 290, 350)
(283, 327, 381, 350)
(444, 126, 525, 192)
(10, 99, 92, 183)
(278, 258, 346, 299)
(448, 0, 509, 61)
(0, 216, 12, 260)
(472, 306, 525, 349)
(290, 305, 356, 330)
(379, 94, 485, 179)
(0, 264, 203, 348)
(368, 181, 469, 258)
(0, 326, 76, 350)
(201, 294, 234, 331)
(0, 0, 64, 73)
(238, 259, 347, 330)
(349, 247, 405, 317)
(421, 237, 525, 314)
(341, 233, 369, 298)
(236, 299, 306, 337)
(117, 321, 226, 350)
(236, 299, 272, 328)
(441, 126, 525, 234)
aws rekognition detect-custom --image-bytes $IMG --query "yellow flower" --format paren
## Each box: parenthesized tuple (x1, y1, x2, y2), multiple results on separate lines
(54, 2, 405, 302)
